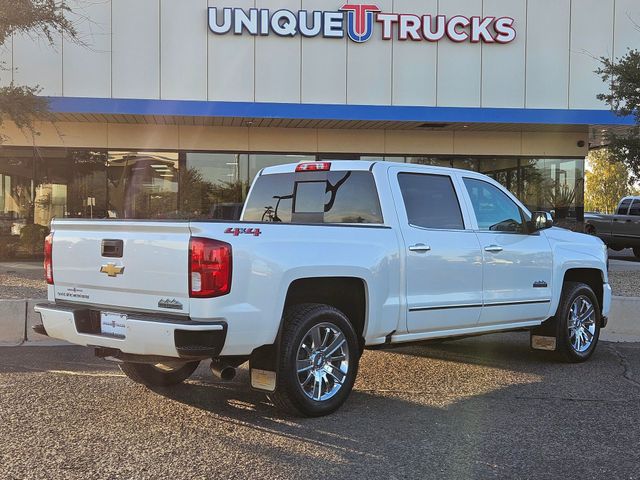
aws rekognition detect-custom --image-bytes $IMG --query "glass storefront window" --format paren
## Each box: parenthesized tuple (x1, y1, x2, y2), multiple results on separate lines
(249, 154, 315, 182)
(478, 158, 519, 196)
(182, 153, 248, 220)
(0, 147, 588, 258)
(520, 158, 584, 224)
(0, 149, 34, 241)
(451, 158, 479, 172)
(107, 151, 179, 219)
(406, 157, 452, 167)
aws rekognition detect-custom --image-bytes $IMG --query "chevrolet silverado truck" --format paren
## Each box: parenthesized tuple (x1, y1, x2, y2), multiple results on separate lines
(585, 196, 640, 258)
(34, 161, 611, 417)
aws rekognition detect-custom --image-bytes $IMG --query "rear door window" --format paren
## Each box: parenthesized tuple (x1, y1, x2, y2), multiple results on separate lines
(617, 199, 632, 215)
(242, 171, 383, 224)
(629, 200, 640, 216)
(397, 173, 465, 230)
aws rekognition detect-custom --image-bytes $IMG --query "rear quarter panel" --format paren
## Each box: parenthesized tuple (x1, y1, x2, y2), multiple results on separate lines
(189, 222, 402, 355)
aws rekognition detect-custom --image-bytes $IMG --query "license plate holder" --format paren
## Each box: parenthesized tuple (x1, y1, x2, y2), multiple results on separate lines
(100, 311, 127, 338)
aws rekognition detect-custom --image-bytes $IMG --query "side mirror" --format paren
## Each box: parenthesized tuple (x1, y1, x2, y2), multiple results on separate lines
(530, 211, 554, 232)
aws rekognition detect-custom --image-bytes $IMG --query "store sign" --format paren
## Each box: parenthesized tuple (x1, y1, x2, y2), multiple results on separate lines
(208, 5, 516, 43)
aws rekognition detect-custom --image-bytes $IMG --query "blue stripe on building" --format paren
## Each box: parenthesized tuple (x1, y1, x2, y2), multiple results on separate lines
(46, 96, 636, 126)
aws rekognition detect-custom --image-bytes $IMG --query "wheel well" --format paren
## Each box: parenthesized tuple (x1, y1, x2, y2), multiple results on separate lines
(563, 268, 603, 309)
(284, 277, 367, 343)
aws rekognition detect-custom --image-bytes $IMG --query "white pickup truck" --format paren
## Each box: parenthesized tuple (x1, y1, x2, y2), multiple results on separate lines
(35, 160, 611, 417)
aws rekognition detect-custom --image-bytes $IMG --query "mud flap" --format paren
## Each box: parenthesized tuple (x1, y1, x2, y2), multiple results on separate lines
(249, 345, 278, 392)
(530, 316, 559, 352)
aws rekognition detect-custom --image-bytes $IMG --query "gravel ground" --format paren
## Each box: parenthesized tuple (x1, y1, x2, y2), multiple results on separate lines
(608, 270, 640, 297)
(0, 264, 47, 300)
(1, 334, 639, 479)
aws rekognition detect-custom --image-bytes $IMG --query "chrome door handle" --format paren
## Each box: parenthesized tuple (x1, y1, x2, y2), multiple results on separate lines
(409, 244, 431, 252)
(484, 245, 503, 253)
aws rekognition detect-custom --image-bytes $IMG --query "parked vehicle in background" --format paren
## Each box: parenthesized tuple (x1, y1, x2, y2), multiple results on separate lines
(34, 161, 611, 417)
(585, 196, 640, 258)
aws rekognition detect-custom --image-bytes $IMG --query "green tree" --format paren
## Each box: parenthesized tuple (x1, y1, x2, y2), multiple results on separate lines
(585, 149, 632, 213)
(597, 48, 640, 183)
(0, 1, 77, 138)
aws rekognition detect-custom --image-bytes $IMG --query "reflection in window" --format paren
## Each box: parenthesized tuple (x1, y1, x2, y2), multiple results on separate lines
(478, 158, 518, 196)
(249, 154, 315, 182)
(0, 150, 33, 240)
(182, 153, 248, 220)
(520, 158, 584, 224)
(398, 173, 464, 230)
(406, 157, 452, 167)
(243, 171, 383, 224)
(107, 152, 179, 219)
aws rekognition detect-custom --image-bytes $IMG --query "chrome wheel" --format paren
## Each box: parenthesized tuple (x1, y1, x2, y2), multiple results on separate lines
(296, 322, 350, 402)
(567, 295, 596, 353)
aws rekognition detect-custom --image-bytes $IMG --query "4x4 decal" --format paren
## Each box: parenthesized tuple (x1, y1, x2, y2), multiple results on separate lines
(225, 227, 262, 237)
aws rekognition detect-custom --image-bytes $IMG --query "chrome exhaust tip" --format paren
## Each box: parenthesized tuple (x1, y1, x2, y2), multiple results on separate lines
(210, 360, 236, 381)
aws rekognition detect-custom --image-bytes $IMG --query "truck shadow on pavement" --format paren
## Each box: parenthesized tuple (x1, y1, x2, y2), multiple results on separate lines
(147, 333, 639, 478)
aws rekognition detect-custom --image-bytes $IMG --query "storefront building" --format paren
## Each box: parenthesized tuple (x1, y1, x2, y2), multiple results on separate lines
(0, 0, 638, 257)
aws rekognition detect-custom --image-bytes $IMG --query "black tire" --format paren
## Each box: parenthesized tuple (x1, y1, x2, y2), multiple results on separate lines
(119, 361, 200, 387)
(555, 282, 601, 363)
(270, 303, 360, 417)
(633, 247, 640, 259)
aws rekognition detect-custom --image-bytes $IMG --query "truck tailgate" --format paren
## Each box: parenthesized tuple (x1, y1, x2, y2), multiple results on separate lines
(51, 220, 191, 314)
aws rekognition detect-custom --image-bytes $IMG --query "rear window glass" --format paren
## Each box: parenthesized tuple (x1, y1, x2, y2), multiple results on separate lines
(242, 171, 384, 224)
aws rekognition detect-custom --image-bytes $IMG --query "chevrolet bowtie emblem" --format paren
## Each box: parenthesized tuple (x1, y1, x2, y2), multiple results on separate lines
(100, 263, 125, 277)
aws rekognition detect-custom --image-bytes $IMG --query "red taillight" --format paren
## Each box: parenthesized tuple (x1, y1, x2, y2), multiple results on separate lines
(44, 233, 53, 285)
(295, 162, 331, 172)
(189, 237, 232, 298)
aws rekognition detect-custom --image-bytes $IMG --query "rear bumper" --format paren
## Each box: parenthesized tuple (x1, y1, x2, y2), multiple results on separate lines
(34, 302, 226, 359)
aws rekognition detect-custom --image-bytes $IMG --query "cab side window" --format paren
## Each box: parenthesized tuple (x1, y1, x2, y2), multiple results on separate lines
(398, 173, 465, 230)
(463, 178, 525, 233)
(617, 199, 632, 215)
(629, 200, 640, 216)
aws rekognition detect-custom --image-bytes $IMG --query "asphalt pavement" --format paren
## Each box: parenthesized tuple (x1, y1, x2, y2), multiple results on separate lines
(1, 333, 639, 480)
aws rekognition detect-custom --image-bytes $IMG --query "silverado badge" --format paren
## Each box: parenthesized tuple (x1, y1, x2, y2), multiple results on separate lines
(100, 263, 125, 277)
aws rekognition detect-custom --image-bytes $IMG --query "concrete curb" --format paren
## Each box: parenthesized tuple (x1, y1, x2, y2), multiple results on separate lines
(0, 298, 68, 346)
(0, 296, 639, 345)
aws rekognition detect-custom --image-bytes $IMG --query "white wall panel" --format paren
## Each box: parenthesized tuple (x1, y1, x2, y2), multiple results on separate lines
(0, 36, 12, 87)
(437, 0, 482, 107)
(112, 0, 160, 99)
(161, 0, 207, 100)
(614, 0, 640, 59)
(346, 0, 392, 105)
(301, 0, 347, 104)
(13, 33, 62, 95)
(482, 0, 526, 108)
(392, 0, 437, 106)
(569, 0, 614, 109)
(525, 0, 570, 108)
(208, 0, 255, 101)
(63, 0, 111, 98)
(255, 0, 301, 103)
